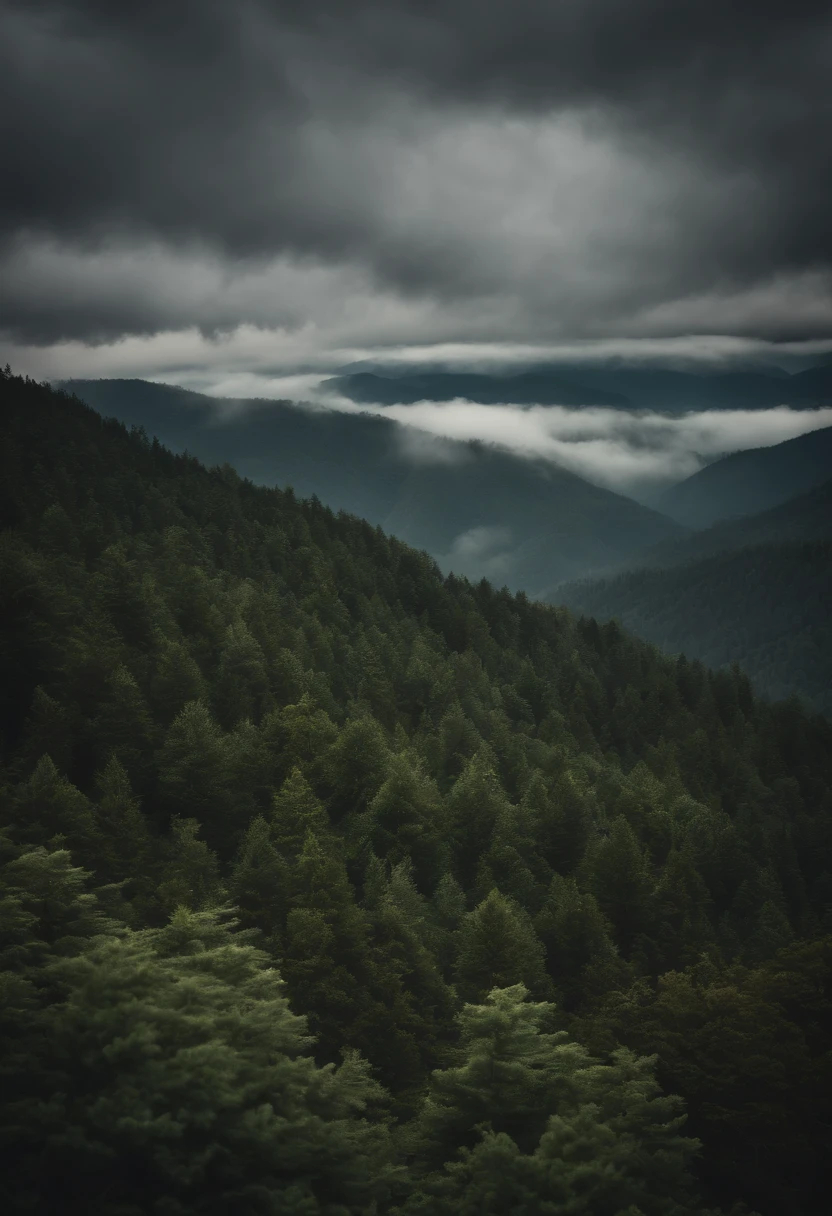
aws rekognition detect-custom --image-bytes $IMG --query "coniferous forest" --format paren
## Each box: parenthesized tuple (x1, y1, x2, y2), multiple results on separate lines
(559, 540, 832, 715)
(2, 368, 832, 1215)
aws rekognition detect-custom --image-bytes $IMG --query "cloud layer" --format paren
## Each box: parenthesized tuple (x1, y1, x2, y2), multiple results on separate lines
(326, 395, 832, 497)
(2, 0, 832, 365)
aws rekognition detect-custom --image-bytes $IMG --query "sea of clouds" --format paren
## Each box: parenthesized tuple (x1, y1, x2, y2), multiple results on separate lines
(317, 392, 832, 500)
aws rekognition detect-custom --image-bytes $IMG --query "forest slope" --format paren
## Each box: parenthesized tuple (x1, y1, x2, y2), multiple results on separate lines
(559, 481, 832, 713)
(640, 478, 832, 569)
(2, 371, 831, 1215)
(559, 541, 832, 715)
(62, 377, 683, 594)
(657, 424, 832, 527)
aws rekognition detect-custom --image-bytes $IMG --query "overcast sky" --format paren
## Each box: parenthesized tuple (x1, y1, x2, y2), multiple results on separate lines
(2, 0, 832, 384)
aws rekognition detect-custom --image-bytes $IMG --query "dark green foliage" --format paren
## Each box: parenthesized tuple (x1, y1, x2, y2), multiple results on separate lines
(155, 816, 223, 917)
(561, 540, 832, 714)
(453, 890, 552, 1002)
(446, 747, 510, 887)
(270, 767, 331, 857)
(535, 874, 624, 1007)
(92, 755, 153, 889)
(401, 985, 705, 1216)
(1, 906, 393, 1216)
(157, 701, 238, 849)
(560, 476, 832, 715)
(581, 939, 832, 1215)
(362, 752, 446, 889)
(6, 754, 97, 864)
(228, 814, 288, 943)
(3, 370, 832, 1213)
(582, 817, 654, 953)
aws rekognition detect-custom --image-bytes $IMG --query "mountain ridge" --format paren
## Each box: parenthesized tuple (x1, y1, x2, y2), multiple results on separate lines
(657, 423, 832, 527)
(60, 377, 684, 595)
(558, 477, 832, 713)
(325, 361, 832, 413)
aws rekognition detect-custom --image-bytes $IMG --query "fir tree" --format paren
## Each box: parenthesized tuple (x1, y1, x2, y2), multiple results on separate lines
(91, 663, 155, 783)
(150, 639, 208, 725)
(583, 816, 654, 954)
(454, 890, 552, 1002)
(404, 985, 702, 1216)
(92, 756, 152, 888)
(228, 814, 288, 945)
(535, 874, 623, 1007)
(8, 754, 97, 865)
(155, 816, 222, 917)
(447, 748, 510, 887)
(157, 700, 236, 851)
(364, 752, 446, 889)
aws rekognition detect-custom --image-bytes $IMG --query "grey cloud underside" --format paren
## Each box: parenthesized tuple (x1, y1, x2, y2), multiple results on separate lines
(1, 0, 831, 345)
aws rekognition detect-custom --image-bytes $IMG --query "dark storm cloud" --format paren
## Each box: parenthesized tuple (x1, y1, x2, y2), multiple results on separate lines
(1, 0, 831, 346)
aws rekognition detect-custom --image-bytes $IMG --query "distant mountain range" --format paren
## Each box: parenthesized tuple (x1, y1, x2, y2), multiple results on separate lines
(656, 424, 832, 527)
(645, 477, 832, 566)
(61, 379, 682, 596)
(322, 370, 630, 407)
(558, 477, 832, 714)
(325, 361, 832, 413)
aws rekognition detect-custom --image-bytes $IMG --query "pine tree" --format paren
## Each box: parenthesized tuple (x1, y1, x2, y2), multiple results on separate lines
(322, 715, 390, 821)
(361, 861, 459, 1101)
(91, 664, 155, 783)
(261, 693, 339, 788)
(92, 756, 152, 889)
(0, 843, 116, 964)
(650, 847, 716, 972)
(150, 638, 207, 725)
(364, 752, 446, 889)
(534, 874, 623, 1008)
(403, 985, 703, 1216)
(475, 797, 549, 909)
(157, 700, 237, 852)
(270, 767, 330, 859)
(228, 814, 288, 945)
(430, 871, 468, 977)
(435, 703, 483, 788)
(16, 686, 78, 776)
(583, 817, 654, 954)
(528, 768, 593, 875)
(744, 899, 794, 964)
(407, 985, 572, 1171)
(155, 816, 222, 917)
(447, 748, 510, 887)
(454, 890, 552, 1002)
(8, 754, 97, 866)
(214, 618, 271, 728)
(279, 831, 373, 1056)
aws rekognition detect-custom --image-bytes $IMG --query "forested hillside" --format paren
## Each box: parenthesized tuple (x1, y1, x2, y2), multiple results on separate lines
(639, 479, 832, 570)
(2, 370, 832, 1215)
(560, 542, 832, 715)
(559, 482, 832, 714)
(657, 425, 832, 527)
(63, 377, 682, 594)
